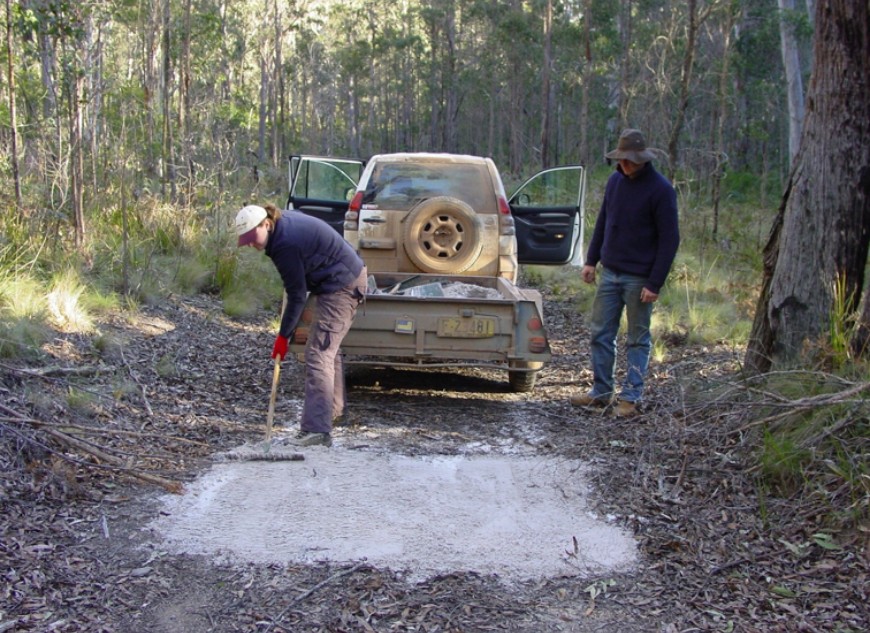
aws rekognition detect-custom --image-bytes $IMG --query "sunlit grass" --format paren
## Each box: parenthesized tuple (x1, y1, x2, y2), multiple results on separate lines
(0, 274, 50, 359)
(47, 270, 93, 333)
(0, 275, 46, 320)
(525, 250, 756, 354)
(651, 339, 668, 363)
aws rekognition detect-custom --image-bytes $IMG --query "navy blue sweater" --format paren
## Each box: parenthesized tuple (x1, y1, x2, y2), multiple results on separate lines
(585, 162, 680, 294)
(265, 212, 364, 337)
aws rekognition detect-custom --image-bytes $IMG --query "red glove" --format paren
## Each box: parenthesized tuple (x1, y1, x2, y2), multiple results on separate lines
(271, 335, 289, 360)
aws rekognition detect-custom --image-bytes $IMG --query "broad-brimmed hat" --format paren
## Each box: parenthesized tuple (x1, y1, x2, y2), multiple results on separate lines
(604, 129, 658, 164)
(235, 205, 268, 246)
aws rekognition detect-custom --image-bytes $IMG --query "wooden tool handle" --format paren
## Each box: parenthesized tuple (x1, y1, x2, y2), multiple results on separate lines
(265, 355, 281, 440)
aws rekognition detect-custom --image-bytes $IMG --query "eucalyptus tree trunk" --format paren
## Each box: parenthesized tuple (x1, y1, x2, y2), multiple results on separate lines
(85, 17, 103, 193)
(539, 0, 552, 169)
(255, 0, 270, 164)
(507, 0, 524, 174)
(180, 0, 193, 206)
(710, 2, 738, 239)
(427, 16, 442, 152)
(271, 0, 283, 168)
(161, 0, 176, 200)
(578, 0, 592, 166)
(443, 5, 458, 152)
(616, 0, 632, 128)
(34, 6, 63, 197)
(66, 44, 85, 249)
(257, 51, 268, 167)
(37, 19, 57, 119)
(665, 0, 714, 180)
(142, 0, 160, 177)
(745, 0, 870, 372)
(5, 0, 21, 206)
(777, 0, 805, 164)
(400, 8, 415, 152)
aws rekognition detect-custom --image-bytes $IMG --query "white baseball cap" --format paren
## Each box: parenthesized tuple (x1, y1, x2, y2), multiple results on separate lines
(235, 205, 268, 246)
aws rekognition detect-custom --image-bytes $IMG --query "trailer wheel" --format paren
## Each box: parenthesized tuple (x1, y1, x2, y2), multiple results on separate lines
(508, 361, 542, 393)
(403, 196, 483, 274)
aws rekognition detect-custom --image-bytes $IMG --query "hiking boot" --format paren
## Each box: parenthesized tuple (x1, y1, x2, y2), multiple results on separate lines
(332, 414, 349, 427)
(289, 431, 333, 447)
(569, 393, 610, 408)
(613, 400, 638, 418)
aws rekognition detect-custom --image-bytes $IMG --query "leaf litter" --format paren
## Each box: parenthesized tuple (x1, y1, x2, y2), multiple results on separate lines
(1, 291, 867, 632)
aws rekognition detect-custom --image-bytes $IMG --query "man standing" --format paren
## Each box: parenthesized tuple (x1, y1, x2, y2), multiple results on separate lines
(570, 129, 680, 417)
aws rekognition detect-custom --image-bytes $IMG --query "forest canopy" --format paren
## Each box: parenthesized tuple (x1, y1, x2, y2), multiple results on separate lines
(0, 0, 808, 226)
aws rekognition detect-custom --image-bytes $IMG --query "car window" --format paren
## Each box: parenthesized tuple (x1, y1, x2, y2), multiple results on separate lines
(510, 166, 584, 207)
(293, 158, 360, 201)
(362, 162, 497, 213)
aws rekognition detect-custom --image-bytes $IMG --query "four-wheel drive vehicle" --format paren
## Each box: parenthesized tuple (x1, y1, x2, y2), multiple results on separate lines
(285, 152, 587, 392)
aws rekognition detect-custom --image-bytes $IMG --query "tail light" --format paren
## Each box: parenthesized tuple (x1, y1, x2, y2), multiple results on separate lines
(529, 336, 547, 353)
(527, 316, 546, 352)
(345, 191, 363, 230)
(497, 196, 515, 235)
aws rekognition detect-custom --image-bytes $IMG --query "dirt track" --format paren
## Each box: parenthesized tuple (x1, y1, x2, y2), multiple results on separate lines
(1, 288, 867, 632)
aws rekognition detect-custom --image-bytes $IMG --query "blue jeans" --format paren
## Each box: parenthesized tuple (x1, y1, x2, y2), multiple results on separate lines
(587, 267, 653, 403)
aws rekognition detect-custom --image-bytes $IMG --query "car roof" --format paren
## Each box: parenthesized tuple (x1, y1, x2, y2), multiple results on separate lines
(366, 152, 493, 165)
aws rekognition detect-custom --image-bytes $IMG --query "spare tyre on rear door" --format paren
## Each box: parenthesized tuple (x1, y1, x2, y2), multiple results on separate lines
(402, 196, 484, 274)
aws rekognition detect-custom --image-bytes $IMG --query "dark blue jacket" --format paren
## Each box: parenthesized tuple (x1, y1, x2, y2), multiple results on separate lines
(265, 212, 364, 337)
(585, 162, 680, 294)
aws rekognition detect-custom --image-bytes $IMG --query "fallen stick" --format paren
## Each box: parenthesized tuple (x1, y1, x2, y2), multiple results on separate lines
(43, 427, 183, 494)
(215, 452, 304, 462)
(1, 415, 209, 447)
(0, 403, 183, 493)
(2, 363, 114, 377)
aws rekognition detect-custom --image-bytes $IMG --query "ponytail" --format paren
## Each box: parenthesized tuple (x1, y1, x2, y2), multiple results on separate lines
(263, 202, 283, 222)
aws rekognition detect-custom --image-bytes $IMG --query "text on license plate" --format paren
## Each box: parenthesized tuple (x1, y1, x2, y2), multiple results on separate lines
(437, 316, 496, 338)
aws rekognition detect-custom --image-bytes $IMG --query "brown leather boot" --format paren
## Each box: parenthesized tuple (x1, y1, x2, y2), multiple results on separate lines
(569, 393, 609, 408)
(613, 400, 638, 418)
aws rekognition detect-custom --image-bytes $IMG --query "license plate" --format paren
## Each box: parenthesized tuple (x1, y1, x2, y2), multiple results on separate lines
(437, 316, 496, 338)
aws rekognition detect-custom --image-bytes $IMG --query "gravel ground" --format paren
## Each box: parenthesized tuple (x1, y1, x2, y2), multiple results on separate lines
(1, 285, 867, 632)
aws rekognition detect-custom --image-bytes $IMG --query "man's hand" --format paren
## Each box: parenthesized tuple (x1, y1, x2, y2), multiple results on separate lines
(581, 264, 596, 284)
(640, 288, 659, 303)
(271, 334, 289, 360)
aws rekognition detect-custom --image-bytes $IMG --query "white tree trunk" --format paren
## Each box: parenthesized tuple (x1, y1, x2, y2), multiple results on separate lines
(778, 0, 805, 163)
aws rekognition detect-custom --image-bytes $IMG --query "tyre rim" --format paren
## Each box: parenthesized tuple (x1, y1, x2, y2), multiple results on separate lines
(420, 214, 467, 259)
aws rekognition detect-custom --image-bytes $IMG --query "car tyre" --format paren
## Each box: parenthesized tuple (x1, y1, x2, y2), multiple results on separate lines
(508, 361, 542, 393)
(402, 196, 484, 274)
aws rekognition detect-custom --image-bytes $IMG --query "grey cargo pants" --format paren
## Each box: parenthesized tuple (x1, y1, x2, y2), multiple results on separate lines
(300, 266, 367, 434)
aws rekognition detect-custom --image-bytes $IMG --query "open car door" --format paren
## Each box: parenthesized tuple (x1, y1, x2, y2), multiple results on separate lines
(509, 165, 586, 265)
(287, 156, 364, 234)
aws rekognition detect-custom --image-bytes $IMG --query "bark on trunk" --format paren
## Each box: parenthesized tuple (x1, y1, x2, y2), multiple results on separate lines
(745, 0, 870, 372)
